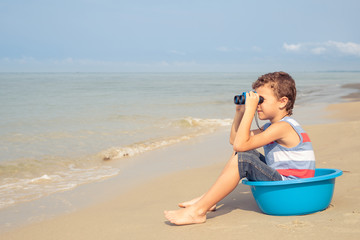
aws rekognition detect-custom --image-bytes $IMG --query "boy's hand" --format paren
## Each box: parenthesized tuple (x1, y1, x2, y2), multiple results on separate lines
(235, 104, 245, 113)
(245, 91, 259, 112)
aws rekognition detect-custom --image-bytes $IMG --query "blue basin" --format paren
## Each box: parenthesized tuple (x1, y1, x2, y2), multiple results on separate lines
(242, 168, 343, 216)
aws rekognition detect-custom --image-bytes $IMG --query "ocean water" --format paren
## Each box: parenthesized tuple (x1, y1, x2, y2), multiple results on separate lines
(0, 72, 359, 209)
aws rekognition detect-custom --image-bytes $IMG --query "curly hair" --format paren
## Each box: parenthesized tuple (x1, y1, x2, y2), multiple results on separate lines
(252, 71, 296, 116)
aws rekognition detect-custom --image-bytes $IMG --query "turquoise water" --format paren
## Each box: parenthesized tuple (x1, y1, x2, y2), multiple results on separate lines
(0, 72, 359, 209)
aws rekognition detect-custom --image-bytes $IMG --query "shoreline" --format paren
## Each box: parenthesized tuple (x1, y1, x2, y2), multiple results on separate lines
(1, 100, 360, 239)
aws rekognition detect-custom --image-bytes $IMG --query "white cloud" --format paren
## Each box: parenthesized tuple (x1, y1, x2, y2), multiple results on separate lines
(311, 47, 326, 55)
(326, 41, 360, 56)
(283, 43, 302, 52)
(283, 41, 360, 57)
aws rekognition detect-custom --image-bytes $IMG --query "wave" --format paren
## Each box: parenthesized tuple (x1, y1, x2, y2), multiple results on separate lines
(171, 117, 232, 128)
(100, 117, 232, 161)
(0, 163, 120, 210)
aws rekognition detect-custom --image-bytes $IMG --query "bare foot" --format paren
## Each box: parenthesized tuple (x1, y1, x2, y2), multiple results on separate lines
(164, 206, 206, 225)
(179, 196, 216, 211)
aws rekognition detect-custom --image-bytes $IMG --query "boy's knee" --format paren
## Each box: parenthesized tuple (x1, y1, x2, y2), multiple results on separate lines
(237, 150, 259, 163)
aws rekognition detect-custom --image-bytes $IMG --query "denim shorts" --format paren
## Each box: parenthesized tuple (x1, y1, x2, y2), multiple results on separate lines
(237, 150, 283, 181)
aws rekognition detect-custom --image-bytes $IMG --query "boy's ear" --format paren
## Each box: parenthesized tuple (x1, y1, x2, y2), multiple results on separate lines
(279, 96, 289, 109)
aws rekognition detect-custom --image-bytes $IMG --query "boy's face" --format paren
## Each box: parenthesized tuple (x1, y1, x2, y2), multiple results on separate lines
(255, 84, 283, 121)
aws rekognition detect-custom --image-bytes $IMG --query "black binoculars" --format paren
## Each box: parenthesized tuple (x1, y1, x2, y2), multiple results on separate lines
(234, 92, 264, 105)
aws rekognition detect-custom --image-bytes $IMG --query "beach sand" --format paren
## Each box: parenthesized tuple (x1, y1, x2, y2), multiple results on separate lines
(1, 101, 360, 240)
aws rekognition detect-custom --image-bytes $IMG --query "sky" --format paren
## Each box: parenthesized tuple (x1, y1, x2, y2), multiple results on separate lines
(1, 0, 360, 72)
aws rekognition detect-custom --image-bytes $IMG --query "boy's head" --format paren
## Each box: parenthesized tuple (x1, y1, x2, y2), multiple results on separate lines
(252, 71, 296, 116)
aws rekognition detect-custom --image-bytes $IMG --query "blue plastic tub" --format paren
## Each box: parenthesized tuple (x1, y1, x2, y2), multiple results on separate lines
(242, 168, 342, 216)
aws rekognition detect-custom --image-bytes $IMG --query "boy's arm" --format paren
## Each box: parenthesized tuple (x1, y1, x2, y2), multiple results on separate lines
(230, 98, 264, 146)
(229, 105, 245, 145)
(234, 121, 290, 152)
(233, 92, 290, 152)
(233, 92, 257, 151)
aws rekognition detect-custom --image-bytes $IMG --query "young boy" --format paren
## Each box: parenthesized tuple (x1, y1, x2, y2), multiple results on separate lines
(164, 72, 315, 225)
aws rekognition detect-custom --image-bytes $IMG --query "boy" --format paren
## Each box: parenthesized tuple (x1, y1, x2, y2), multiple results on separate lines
(164, 72, 315, 225)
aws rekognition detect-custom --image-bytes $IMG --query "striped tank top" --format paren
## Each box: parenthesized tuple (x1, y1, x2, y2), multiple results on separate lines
(263, 116, 315, 180)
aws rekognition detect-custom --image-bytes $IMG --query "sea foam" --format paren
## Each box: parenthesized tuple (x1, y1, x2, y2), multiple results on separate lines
(100, 117, 232, 161)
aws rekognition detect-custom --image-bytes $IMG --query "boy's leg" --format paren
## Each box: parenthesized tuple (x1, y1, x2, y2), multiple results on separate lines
(164, 152, 240, 225)
(178, 194, 216, 210)
(178, 150, 282, 210)
(179, 151, 237, 209)
(237, 150, 282, 181)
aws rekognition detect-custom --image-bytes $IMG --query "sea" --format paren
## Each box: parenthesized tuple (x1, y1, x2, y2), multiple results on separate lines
(0, 72, 359, 210)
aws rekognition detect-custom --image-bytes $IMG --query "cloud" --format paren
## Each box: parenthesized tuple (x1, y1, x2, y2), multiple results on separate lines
(326, 41, 360, 56)
(283, 43, 302, 52)
(283, 41, 360, 57)
(311, 47, 326, 55)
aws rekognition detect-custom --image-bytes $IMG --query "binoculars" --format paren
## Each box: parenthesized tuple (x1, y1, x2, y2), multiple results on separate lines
(234, 92, 264, 105)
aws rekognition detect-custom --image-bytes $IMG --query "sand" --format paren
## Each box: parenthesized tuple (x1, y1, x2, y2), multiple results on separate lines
(1, 101, 360, 240)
